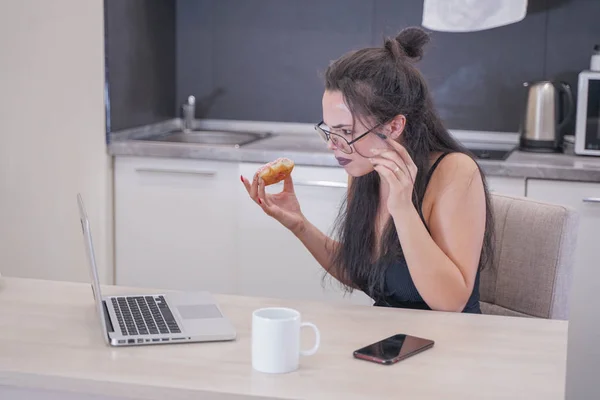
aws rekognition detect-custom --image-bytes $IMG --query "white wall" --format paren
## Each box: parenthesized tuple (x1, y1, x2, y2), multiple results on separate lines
(0, 0, 113, 284)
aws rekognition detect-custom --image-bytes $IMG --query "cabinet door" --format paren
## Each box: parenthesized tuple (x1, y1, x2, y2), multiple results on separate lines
(114, 156, 238, 294)
(526, 179, 600, 283)
(486, 176, 526, 197)
(526, 178, 600, 394)
(238, 163, 372, 305)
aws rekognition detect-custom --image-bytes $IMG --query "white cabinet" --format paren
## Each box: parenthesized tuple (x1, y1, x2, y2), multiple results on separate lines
(486, 176, 526, 197)
(111, 154, 530, 305)
(114, 156, 238, 294)
(113, 156, 371, 304)
(238, 163, 373, 305)
(526, 179, 600, 383)
(526, 179, 600, 278)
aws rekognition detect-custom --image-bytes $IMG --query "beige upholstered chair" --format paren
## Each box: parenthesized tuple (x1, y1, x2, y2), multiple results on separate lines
(479, 193, 579, 320)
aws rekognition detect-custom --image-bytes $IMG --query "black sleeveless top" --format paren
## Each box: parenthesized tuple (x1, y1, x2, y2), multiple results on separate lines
(364, 152, 482, 314)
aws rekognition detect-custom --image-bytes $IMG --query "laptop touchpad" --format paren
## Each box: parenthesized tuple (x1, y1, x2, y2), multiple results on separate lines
(177, 304, 222, 319)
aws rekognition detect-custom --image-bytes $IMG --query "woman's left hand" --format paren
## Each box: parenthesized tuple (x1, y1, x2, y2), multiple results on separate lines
(369, 139, 418, 216)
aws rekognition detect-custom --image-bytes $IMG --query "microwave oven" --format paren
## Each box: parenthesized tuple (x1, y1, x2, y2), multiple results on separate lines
(575, 70, 600, 155)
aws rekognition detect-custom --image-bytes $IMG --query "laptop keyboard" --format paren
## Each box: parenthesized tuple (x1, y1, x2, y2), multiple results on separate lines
(111, 295, 181, 336)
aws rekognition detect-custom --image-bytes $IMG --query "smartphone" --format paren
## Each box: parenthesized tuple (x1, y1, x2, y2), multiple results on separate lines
(353, 334, 434, 365)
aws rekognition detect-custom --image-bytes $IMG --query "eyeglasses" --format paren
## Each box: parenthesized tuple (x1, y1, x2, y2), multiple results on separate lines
(314, 121, 383, 154)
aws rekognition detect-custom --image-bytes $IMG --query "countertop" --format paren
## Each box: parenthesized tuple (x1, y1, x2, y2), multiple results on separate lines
(0, 277, 567, 399)
(107, 119, 600, 183)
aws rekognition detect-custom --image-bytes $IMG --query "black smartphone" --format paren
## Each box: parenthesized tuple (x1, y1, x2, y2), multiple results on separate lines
(353, 334, 434, 365)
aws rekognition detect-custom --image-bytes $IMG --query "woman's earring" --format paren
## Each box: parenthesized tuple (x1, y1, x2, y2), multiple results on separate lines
(375, 132, 388, 139)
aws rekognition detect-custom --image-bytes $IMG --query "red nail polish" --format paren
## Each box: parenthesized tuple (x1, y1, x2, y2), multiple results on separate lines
(240, 175, 244, 183)
(258, 198, 263, 205)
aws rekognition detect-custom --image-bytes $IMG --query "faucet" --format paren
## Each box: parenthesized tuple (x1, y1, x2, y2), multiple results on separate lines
(182, 95, 195, 132)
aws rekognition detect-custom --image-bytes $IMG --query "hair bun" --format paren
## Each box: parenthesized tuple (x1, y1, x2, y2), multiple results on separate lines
(394, 27, 430, 62)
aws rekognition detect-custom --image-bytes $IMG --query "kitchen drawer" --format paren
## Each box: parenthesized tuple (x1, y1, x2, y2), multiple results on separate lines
(114, 156, 238, 294)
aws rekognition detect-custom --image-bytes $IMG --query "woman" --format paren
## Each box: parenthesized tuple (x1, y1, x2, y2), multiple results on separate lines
(241, 27, 494, 313)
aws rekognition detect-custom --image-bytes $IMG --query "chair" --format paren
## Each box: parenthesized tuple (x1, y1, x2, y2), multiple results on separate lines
(479, 193, 579, 319)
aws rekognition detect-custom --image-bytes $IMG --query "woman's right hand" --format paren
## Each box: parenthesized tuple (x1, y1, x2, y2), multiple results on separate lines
(241, 173, 306, 234)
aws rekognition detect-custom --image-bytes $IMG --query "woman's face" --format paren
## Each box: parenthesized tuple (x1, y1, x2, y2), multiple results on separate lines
(321, 90, 391, 177)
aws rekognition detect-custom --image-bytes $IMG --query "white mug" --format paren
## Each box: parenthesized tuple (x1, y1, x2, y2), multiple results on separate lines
(252, 307, 320, 374)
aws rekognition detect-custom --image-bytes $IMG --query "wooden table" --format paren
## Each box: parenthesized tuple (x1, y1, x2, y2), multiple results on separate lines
(0, 277, 567, 399)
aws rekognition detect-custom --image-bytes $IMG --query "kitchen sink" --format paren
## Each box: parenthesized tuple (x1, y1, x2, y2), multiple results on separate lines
(143, 129, 272, 147)
(462, 141, 517, 161)
(467, 147, 514, 161)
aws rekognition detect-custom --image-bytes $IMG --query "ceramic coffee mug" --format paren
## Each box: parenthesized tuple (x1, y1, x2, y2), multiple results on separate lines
(251, 307, 320, 374)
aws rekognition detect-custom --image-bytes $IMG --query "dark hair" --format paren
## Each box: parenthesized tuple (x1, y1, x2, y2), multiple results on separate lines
(323, 27, 495, 300)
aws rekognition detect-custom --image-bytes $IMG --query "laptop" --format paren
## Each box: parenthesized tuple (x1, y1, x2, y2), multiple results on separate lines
(77, 193, 237, 346)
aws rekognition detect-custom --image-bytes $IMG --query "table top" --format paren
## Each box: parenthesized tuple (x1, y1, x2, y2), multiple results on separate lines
(0, 277, 568, 399)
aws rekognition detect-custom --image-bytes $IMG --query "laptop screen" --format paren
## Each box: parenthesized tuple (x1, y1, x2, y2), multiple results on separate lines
(77, 193, 110, 345)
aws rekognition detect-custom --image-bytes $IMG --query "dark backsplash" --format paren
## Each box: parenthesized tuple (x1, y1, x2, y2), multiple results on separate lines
(104, 0, 175, 132)
(105, 0, 600, 134)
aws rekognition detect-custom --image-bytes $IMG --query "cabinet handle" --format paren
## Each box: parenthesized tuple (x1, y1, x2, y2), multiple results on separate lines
(582, 197, 600, 203)
(135, 168, 217, 177)
(293, 180, 348, 188)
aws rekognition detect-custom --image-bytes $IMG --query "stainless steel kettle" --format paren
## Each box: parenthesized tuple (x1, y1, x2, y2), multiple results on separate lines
(519, 80, 574, 152)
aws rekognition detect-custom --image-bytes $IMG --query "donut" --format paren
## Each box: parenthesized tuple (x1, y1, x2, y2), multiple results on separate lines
(256, 157, 295, 186)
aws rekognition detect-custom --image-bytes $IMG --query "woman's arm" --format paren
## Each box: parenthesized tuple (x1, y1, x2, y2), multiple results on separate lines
(371, 143, 485, 312)
(393, 155, 485, 312)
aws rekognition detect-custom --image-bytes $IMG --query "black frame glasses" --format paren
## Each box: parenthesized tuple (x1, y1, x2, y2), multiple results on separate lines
(314, 121, 384, 154)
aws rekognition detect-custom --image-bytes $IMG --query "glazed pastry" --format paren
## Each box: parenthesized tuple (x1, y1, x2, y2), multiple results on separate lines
(256, 157, 295, 186)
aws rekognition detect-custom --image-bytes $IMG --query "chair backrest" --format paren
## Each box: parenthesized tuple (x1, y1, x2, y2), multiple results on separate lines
(480, 193, 579, 319)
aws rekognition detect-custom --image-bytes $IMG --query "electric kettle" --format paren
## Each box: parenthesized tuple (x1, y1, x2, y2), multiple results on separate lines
(519, 80, 574, 152)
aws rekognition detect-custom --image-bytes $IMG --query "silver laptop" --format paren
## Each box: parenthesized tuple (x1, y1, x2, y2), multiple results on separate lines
(77, 193, 236, 346)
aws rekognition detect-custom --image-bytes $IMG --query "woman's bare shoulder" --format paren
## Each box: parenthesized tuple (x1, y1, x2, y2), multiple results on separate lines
(431, 152, 480, 185)
(422, 152, 483, 214)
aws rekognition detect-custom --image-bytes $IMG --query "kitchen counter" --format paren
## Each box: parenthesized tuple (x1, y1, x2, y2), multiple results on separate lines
(0, 277, 568, 399)
(108, 119, 600, 183)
